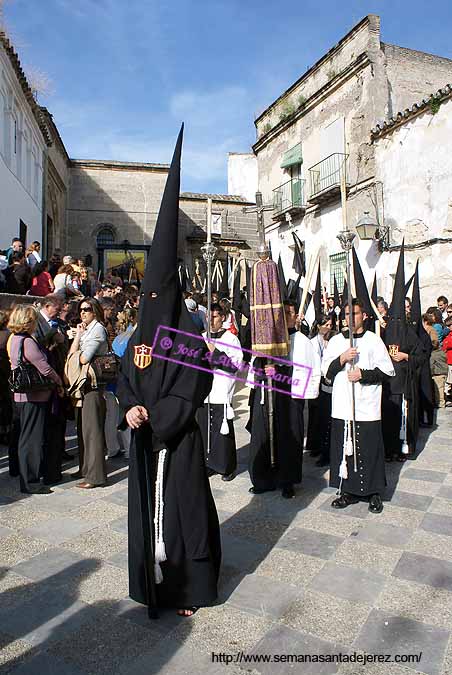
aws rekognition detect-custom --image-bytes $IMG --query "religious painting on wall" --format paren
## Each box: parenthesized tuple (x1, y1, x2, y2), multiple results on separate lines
(103, 249, 147, 284)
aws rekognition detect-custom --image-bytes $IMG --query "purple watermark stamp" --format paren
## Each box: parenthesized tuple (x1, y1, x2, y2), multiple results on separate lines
(150, 325, 313, 399)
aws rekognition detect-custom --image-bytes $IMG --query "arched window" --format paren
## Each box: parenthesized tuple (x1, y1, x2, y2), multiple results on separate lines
(96, 226, 115, 247)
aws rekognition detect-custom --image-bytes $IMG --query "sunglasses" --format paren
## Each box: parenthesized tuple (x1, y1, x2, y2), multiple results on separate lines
(80, 306, 93, 313)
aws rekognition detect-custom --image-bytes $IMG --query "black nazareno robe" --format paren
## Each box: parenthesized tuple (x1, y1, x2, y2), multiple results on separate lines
(246, 332, 306, 490)
(381, 319, 426, 458)
(117, 325, 221, 612)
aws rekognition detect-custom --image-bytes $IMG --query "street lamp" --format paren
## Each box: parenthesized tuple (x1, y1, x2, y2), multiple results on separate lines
(355, 212, 389, 251)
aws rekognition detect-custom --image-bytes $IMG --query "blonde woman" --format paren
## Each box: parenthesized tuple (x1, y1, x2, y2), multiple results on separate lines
(7, 305, 63, 494)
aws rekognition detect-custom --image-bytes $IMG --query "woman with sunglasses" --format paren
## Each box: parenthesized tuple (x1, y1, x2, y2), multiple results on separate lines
(68, 297, 108, 488)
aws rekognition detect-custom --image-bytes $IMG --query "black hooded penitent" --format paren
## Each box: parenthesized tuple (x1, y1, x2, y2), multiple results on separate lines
(382, 240, 425, 456)
(117, 125, 220, 615)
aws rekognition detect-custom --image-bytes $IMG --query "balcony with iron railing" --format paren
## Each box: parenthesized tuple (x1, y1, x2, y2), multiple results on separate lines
(308, 153, 349, 204)
(272, 178, 306, 220)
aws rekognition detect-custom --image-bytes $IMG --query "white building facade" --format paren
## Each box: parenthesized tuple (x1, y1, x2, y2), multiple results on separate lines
(248, 15, 452, 307)
(0, 32, 50, 248)
(372, 90, 452, 305)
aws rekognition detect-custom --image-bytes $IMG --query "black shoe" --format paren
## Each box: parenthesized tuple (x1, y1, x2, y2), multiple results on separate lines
(281, 486, 295, 499)
(331, 493, 359, 509)
(21, 485, 53, 495)
(249, 486, 276, 494)
(315, 458, 329, 467)
(308, 449, 320, 457)
(109, 450, 125, 459)
(221, 472, 236, 482)
(368, 494, 383, 514)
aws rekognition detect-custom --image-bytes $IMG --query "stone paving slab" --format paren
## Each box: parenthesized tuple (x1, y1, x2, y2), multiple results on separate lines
(13, 548, 86, 582)
(354, 609, 450, 675)
(21, 516, 98, 545)
(249, 623, 346, 675)
(276, 527, 344, 559)
(309, 562, 387, 605)
(224, 572, 300, 619)
(392, 552, 452, 592)
(351, 521, 413, 550)
(388, 490, 433, 512)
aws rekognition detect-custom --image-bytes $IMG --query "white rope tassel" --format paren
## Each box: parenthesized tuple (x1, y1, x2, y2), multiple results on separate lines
(260, 386, 265, 405)
(345, 420, 354, 456)
(400, 396, 409, 454)
(220, 403, 229, 435)
(154, 448, 167, 584)
(226, 404, 235, 420)
(339, 420, 349, 480)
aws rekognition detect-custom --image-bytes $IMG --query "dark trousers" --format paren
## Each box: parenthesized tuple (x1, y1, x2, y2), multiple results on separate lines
(76, 391, 107, 485)
(8, 403, 21, 477)
(16, 401, 47, 492)
(42, 405, 65, 484)
(306, 398, 321, 453)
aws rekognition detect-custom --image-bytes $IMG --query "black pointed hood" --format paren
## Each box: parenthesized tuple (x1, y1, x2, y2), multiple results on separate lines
(292, 233, 306, 276)
(232, 260, 242, 314)
(313, 262, 322, 322)
(341, 277, 349, 308)
(288, 274, 302, 311)
(352, 247, 373, 318)
(141, 125, 183, 301)
(219, 255, 230, 299)
(371, 272, 378, 307)
(411, 259, 421, 325)
(389, 240, 406, 320)
(277, 254, 288, 302)
(333, 274, 340, 309)
(122, 125, 213, 415)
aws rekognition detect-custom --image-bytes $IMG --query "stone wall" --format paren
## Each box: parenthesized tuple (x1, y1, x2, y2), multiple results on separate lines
(66, 161, 169, 262)
(383, 44, 452, 117)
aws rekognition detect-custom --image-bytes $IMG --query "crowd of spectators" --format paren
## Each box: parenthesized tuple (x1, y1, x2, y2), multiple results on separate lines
(0, 238, 140, 494)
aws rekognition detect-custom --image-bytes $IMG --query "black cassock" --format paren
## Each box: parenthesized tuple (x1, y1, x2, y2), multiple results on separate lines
(198, 404, 236, 476)
(117, 338, 221, 611)
(381, 320, 426, 458)
(246, 356, 304, 490)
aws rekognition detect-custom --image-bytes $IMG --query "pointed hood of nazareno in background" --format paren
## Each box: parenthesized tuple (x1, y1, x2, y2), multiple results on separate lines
(313, 262, 322, 322)
(291, 232, 306, 277)
(389, 239, 406, 321)
(371, 272, 378, 308)
(333, 274, 341, 309)
(219, 255, 230, 299)
(352, 246, 374, 321)
(277, 254, 288, 302)
(410, 259, 422, 325)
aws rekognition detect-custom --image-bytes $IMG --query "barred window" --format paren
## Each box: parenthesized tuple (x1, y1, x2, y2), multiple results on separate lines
(329, 252, 347, 293)
(96, 226, 115, 247)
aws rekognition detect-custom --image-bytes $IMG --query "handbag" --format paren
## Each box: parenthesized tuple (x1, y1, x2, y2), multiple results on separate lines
(9, 336, 56, 393)
(90, 352, 120, 385)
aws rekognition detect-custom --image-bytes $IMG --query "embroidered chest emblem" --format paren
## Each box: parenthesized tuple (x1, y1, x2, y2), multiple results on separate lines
(134, 344, 152, 369)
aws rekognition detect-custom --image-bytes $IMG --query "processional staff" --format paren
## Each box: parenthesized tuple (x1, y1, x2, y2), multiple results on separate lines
(201, 198, 217, 455)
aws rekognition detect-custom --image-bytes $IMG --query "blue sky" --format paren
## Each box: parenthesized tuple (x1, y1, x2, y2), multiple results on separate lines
(4, 0, 452, 193)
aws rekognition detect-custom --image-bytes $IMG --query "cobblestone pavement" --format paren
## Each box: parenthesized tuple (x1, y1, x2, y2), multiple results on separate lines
(0, 395, 451, 675)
